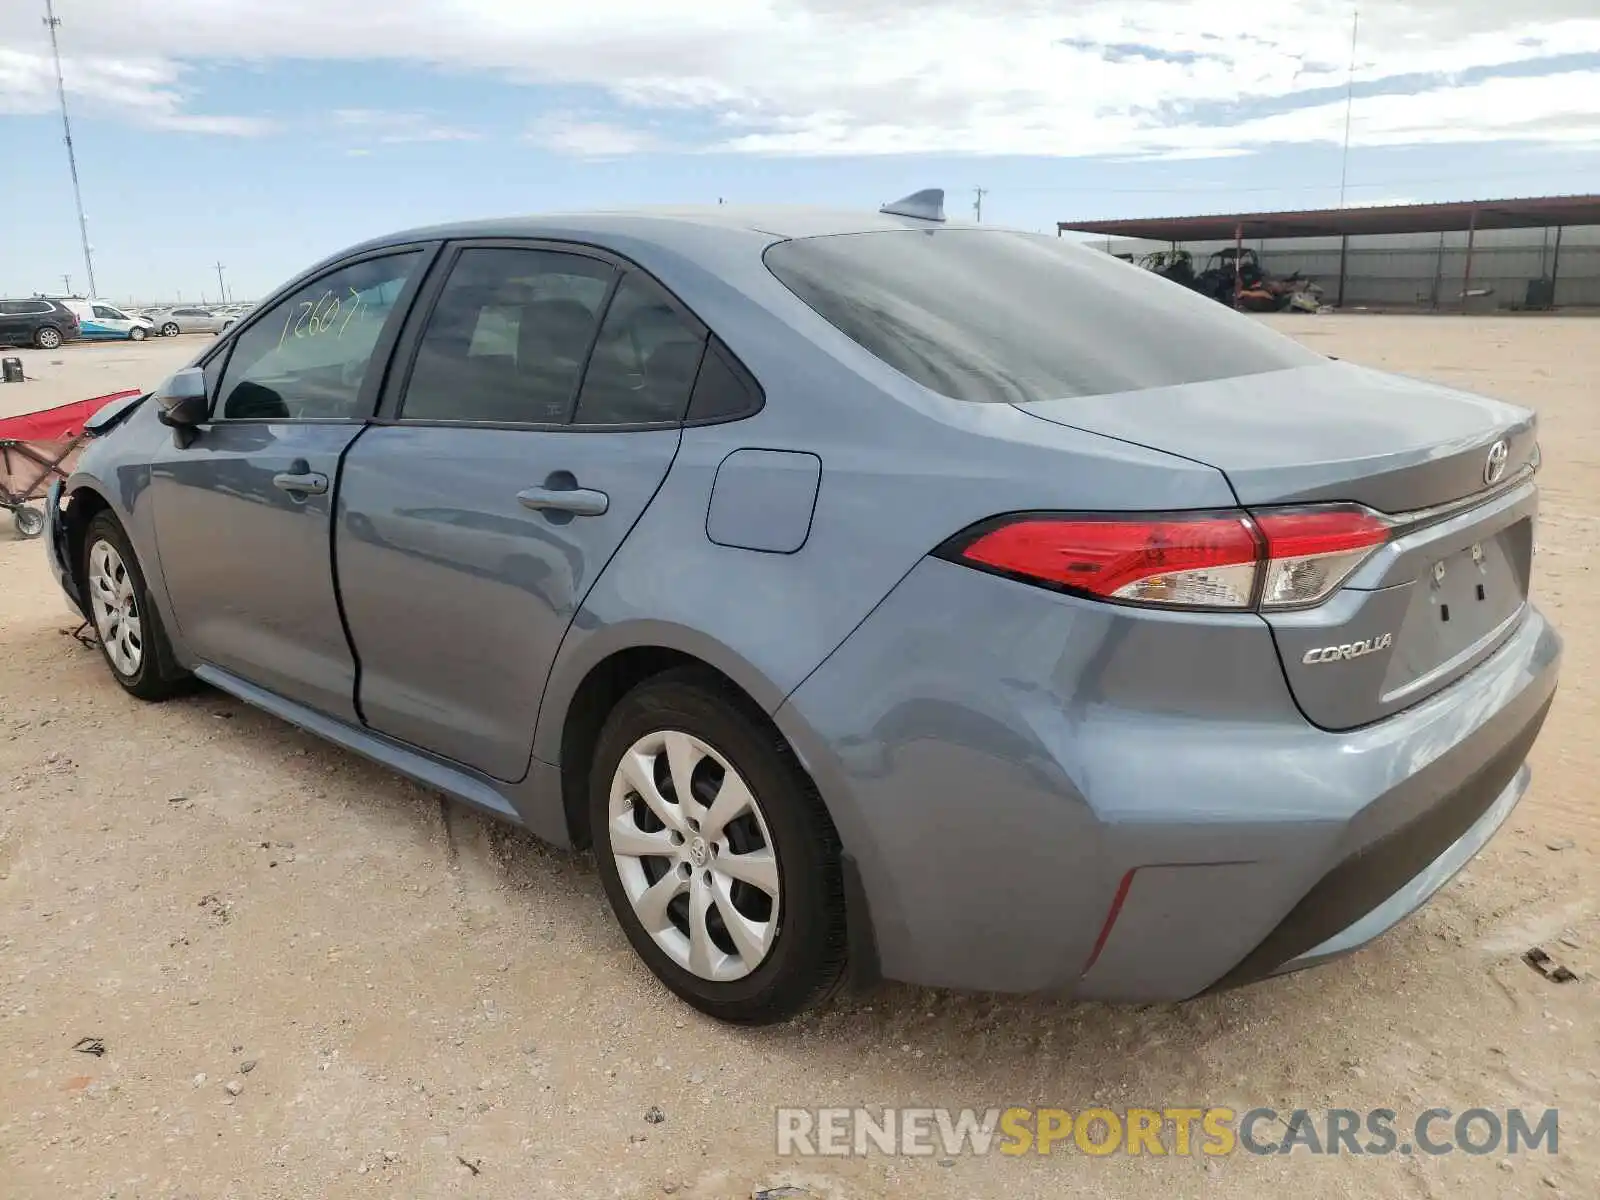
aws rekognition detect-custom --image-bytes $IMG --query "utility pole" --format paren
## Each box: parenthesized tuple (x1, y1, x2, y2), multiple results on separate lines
(43, 0, 97, 298)
(61, 273, 72, 295)
(1337, 8, 1359, 208)
(215, 261, 229, 303)
(973, 186, 988, 222)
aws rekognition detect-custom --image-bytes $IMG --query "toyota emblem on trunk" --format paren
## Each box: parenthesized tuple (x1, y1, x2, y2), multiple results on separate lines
(1484, 439, 1510, 485)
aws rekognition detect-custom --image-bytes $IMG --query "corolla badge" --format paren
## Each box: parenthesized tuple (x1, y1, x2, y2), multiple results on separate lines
(1484, 439, 1510, 486)
(1302, 633, 1394, 665)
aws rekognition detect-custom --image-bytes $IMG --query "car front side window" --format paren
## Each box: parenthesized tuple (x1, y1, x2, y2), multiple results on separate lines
(214, 253, 422, 421)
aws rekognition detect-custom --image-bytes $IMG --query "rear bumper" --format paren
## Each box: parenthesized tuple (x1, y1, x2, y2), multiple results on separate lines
(777, 556, 1561, 999)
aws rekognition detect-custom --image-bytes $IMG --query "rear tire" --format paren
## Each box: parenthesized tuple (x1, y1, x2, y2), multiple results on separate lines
(34, 325, 62, 350)
(82, 512, 188, 701)
(589, 669, 847, 1024)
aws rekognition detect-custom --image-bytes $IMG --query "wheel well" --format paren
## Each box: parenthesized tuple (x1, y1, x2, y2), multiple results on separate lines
(61, 487, 111, 606)
(559, 647, 756, 849)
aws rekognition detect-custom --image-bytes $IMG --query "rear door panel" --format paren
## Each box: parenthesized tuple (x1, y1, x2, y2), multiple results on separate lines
(338, 426, 680, 779)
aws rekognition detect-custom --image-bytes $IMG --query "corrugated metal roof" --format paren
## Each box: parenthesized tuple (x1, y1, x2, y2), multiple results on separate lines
(1059, 194, 1600, 241)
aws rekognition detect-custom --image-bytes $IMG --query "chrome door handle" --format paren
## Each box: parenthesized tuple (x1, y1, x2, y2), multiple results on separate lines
(517, 486, 609, 517)
(273, 471, 329, 495)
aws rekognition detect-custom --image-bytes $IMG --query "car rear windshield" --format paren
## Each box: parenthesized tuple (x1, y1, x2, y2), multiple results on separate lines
(763, 229, 1320, 403)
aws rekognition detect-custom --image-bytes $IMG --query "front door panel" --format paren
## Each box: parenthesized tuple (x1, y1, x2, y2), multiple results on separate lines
(150, 422, 363, 720)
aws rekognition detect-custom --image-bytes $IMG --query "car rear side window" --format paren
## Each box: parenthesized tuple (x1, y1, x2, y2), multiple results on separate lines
(214, 252, 422, 421)
(401, 247, 614, 425)
(686, 337, 763, 422)
(571, 273, 706, 426)
(764, 229, 1320, 403)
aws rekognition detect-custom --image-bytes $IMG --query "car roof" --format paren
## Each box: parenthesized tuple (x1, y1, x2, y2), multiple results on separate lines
(349, 205, 986, 258)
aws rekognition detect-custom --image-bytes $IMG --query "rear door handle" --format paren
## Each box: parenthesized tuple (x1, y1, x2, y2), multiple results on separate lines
(273, 471, 329, 496)
(517, 486, 609, 517)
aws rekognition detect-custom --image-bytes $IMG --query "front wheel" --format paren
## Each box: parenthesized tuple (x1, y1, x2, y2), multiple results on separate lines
(161, 322, 180, 337)
(82, 512, 188, 700)
(590, 670, 847, 1024)
(129, 326, 147, 342)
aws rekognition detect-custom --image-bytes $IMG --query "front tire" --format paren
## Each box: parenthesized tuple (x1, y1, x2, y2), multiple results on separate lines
(34, 325, 62, 349)
(129, 326, 147, 342)
(590, 670, 847, 1024)
(82, 512, 187, 701)
(161, 322, 179, 337)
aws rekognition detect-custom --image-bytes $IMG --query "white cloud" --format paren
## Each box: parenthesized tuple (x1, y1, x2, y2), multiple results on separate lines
(526, 112, 664, 157)
(0, 45, 274, 135)
(332, 108, 481, 143)
(1, 1, 1598, 155)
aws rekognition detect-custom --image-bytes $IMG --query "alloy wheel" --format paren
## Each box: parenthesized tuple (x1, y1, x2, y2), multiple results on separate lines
(37, 327, 61, 349)
(87, 539, 143, 676)
(162, 323, 179, 337)
(608, 730, 781, 982)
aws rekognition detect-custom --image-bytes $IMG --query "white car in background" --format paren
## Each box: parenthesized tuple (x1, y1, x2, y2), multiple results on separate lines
(219, 304, 254, 335)
(60, 300, 156, 342)
(147, 307, 228, 336)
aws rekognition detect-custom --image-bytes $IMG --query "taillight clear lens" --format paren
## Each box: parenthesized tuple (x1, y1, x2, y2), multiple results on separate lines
(1253, 508, 1390, 609)
(953, 514, 1261, 609)
(944, 506, 1391, 611)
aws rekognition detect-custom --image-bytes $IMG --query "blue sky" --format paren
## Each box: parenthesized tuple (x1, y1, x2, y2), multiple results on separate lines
(3, 0, 1599, 303)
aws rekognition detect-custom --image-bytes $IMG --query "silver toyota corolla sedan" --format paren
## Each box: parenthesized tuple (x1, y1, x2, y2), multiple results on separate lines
(43, 192, 1560, 1024)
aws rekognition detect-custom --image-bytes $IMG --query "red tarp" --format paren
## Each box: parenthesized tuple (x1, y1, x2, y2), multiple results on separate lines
(0, 389, 142, 443)
(1, 389, 142, 501)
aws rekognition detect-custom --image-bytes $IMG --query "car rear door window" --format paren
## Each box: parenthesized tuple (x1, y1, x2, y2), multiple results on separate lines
(214, 252, 422, 421)
(401, 247, 614, 425)
(764, 229, 1320, 403)
(571, 273, 706, 426)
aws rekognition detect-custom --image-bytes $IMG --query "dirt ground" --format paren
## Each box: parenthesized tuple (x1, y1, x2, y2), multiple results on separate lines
(1, 316, 1596, 1200)
(0, 335, 203, 420)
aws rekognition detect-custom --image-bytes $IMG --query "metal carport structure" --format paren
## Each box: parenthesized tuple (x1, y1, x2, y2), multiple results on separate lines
(1059, 195, 1600, 309)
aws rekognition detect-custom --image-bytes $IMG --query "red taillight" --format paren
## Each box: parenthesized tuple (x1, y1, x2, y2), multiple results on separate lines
(944, 506, 1390, 611)
(1253, 507, 1389, 609)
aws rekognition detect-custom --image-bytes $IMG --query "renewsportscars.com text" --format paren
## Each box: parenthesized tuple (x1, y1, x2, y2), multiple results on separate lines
(776, 1106, 1559, 1158)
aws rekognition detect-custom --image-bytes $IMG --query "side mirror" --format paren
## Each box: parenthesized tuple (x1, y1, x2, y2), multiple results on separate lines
(154, 367, 209, 446)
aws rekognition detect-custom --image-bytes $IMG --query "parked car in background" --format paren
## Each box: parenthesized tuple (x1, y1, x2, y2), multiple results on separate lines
(219, 305, 254, 335)
(45, 195, 1560, 1024)
(148, 307, 227, 336)
(0, 297, 81, 349)
(61, 300, 155, 342)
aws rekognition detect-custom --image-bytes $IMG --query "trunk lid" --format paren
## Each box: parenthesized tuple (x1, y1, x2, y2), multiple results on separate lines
(1016, 360, 1540, 730)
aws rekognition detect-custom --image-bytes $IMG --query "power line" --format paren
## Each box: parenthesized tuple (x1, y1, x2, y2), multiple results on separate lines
(1338, 7, 1360, 208)
(43, 0, 96, 298)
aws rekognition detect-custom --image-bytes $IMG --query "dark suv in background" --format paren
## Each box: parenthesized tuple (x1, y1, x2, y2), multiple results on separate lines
(0, 298, 82, 349)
